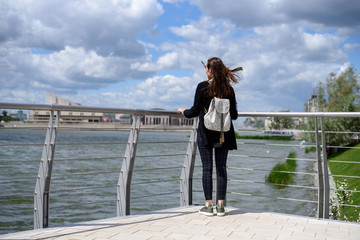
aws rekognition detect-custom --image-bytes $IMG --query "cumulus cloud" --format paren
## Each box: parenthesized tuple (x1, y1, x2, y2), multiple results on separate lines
(344, 43, 360, 52)
(67, 74, 195, 110)
(252, 24, 347, 62)
(163, 0, 357, 111)
(278, 0, 360, 28)
(1, 0, 359, 113)
(0, 0, 162, 102)
(161, 0, 186, 3)
(157, 52, 180, 69)
(191, 0, 360, 29)
(159, 15, 350, 111)
(7, 0, 163, 55)
(190, 0, 285, 28)
(130, 51, 180, 71)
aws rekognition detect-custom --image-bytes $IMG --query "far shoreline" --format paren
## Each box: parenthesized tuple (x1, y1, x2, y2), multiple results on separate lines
(0, 122, 193, 132)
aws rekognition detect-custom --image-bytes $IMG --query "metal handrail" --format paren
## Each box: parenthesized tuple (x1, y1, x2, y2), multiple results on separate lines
(229, 179, 318, 189)
(0, 143, 43, 146)
(330, 174, 360, 179)
(132, 179, 180, 185)
(237, 141, 311, 147)
(0, 160, 40, 164)
(230, 191, 318, 204)
(50, 185, 115, 193)
(51, 200, 116, 209)
(0, 102, 178, 116)
(2, 101, 360, 232)
(133, 166, 183, 172)
(238, 111, 360, 118)
(52, 170, 119, 178)
(230, 154, 317, 162)
(0, 176, 37, 181)
(330, 188, 360, 194)
(2, 102, 360, 118)
(132, 191, 179, 200)
(328, 160, 360, 164)
(135, 153, 186, 158)
(53, 156, 124, 162)
(228, 166, 318, 176)
(138, 141, 189, 144)
(0, 193, 34, 198)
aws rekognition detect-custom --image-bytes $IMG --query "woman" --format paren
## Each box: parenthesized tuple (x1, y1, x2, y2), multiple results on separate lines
(178, 57, 242, 216)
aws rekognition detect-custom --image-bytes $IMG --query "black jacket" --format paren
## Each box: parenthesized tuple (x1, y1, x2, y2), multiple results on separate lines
(184, 81, 238, 150)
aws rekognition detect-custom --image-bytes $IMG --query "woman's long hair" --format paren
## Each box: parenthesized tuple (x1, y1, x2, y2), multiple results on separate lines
(206, 57, 242, 98)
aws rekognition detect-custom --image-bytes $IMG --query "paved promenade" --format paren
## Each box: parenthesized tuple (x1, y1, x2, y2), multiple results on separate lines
(1, 206, 359, 240)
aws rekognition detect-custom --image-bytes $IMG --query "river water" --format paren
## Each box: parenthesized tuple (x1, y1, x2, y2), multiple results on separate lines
(0, 128, 318, 235)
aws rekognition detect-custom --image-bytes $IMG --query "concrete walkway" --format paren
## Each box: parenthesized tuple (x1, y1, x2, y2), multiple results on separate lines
(1, 206, 359, 240)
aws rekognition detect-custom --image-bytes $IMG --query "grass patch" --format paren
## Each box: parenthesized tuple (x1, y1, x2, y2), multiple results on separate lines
(0, 199, 33, 204)
(328, 143, 360, 222)
(266, 152, 297, 187)
(305, 146, 316, 153)
(235, 133, 293, 141)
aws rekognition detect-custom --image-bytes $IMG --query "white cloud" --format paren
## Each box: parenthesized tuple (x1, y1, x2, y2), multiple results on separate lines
(157, 52, 180, 69)
(97, 9, 353, 112)
(31, 47, 127, 84)
(1, 0, 359, 113)
(0, 0, 162, 102)
(161, 0, 186, 3)
(68, 74, 195, 110)
(155, 16, 349, 111)
(253, 24, 347, 62)
(191, 0, 360, 29)
(10, 0, 164, 55)
(344, 43, 360, 52)
(171, 24, 208, 41)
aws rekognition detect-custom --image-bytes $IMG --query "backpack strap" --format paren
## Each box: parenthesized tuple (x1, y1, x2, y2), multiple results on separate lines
(220, 114, 224, 144)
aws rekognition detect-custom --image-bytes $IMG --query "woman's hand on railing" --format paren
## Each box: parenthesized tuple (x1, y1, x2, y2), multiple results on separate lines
(177, 108, 185, 115)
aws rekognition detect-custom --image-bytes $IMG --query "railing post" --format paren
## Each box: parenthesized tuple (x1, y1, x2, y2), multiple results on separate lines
(34, 110, 59, 229)
(180, 117, 199, 206)
(315, 117, 324, 218)
(320, 117, 330, 218)
(117, 114, 142, 216)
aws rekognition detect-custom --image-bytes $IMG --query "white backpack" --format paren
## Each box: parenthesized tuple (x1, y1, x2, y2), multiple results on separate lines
(204, 97, 231, 143)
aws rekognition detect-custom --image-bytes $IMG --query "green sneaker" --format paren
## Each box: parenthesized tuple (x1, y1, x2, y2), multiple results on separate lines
(216, 204, 225, 216)
(199, 204, 214, 216)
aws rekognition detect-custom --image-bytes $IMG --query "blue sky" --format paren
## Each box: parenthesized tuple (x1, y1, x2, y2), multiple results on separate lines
(1, 0, 360, 112)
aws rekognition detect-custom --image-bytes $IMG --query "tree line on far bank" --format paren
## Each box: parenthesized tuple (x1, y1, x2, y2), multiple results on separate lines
(266, 65, 360, 152)
(265, 66, 360, 222)
(303, 66, 360, 153)
(0, 110, 19, 122)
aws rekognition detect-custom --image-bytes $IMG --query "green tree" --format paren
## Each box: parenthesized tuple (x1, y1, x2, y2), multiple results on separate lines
(305, 66, 360, 150)
(0, 110, 6, 122)
(255, 120, 264, 129)
(0, 110, 18, 122)
(270, 110, 294, 130)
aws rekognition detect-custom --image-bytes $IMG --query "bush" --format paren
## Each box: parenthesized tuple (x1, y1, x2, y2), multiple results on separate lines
(305, 147, 316, 153)
(328, 143, 360, 222)
(235, 134, 293, 141)
(266, 152, 297, 187)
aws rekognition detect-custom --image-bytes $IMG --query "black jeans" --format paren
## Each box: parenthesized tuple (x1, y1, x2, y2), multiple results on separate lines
(197, 133, 228, 201)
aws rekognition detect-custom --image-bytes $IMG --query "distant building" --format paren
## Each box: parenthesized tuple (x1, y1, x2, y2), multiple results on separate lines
(264, 117, 271, 131)
(29, 93, 193, 126)
(9, 110, 27, 121)
(142, 115, 193, 126)
(307, 93, 319, 112)
(29, 93, 103, 123)
(114, 114, 131, 124)
(244, 117, 266, 129)
(246, 116, 304, 131)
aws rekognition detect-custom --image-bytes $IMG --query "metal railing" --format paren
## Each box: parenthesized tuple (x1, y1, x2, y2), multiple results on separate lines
(1, 102, 360, 233)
